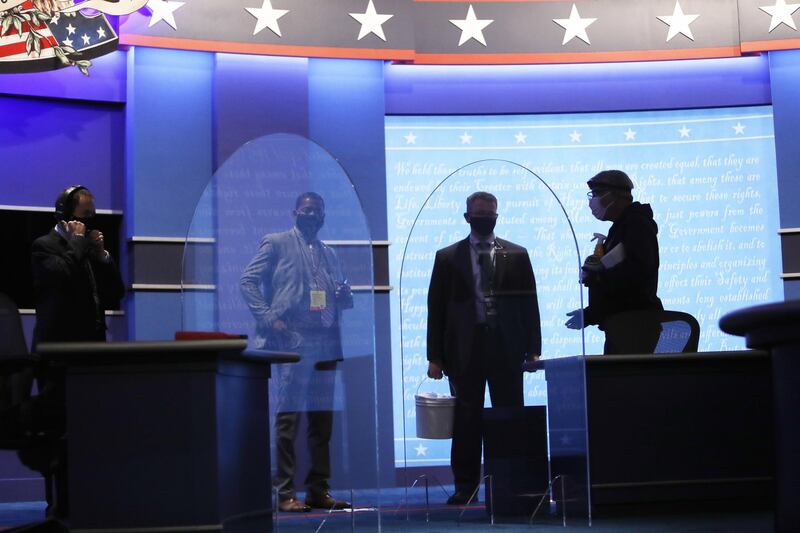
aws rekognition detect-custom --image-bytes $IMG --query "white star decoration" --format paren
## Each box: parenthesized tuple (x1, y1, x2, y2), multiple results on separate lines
(569, 130, 582, 142)
(460, 131, 473, 144)
(66, 24, 76, 35)
(553, 4, 596, 45)
(81, 33, 91, 45)
(760, 0, 800, 32)
(657, 1, 700, 42)
(246, 0, 289, 37)
(97, 27, 106, 39)
(678, 125, 691, 138)
(733, 122, 746, 135)
(624, 128, 637, 141)
(63, 37, 73, 47)
(147, 0, 184, 30)
(414, 443, 428, 456)
(514, 132, 527, 144)
(350, 0, 394, 42)
(450, 5, 493, 47)
(404, 132, 417, 144)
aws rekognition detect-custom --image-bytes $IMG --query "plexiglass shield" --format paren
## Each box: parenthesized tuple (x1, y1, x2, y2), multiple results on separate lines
(392, 160, 592, 527)
(181, 133, 380, 531)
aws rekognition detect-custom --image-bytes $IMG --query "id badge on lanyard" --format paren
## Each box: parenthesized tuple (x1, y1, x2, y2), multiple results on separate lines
(310, 289, 327, 311)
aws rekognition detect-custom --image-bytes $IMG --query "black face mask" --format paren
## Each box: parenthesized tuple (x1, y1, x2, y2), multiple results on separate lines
(73, 216, 94, 233)
(296, 213, 324, 235)
(468, 216, 496, 237)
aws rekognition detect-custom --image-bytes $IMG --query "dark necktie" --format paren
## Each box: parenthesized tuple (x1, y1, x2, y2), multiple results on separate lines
(477, 242, 493, 294)
(85, 260, 103, 331)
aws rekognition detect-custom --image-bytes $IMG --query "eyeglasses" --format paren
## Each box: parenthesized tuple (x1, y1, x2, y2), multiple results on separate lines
(586, 190, 609, 199)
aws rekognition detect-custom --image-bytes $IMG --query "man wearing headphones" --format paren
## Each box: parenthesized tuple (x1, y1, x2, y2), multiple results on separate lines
(28, 185, 124, 519)
(31, 185, 124, 348)
(30, 185, 124, 518)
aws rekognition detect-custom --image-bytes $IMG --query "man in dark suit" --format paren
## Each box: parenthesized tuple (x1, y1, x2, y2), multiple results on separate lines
(28, 185, 124, 518)
(31, 185, 124, 348)
(427, 191, 541, 505)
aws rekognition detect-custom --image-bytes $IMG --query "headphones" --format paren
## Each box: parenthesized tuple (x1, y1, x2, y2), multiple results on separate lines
(54, 185, 89, 222)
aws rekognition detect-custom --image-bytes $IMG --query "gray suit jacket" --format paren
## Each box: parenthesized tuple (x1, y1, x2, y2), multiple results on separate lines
(240, 227, 346, 348)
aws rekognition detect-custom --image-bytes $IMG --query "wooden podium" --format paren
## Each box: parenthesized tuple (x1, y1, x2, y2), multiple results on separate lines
(37, 340, 298, 533)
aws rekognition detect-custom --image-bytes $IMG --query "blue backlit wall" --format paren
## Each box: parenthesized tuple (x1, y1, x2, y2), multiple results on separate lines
(385, 106, 783, 467)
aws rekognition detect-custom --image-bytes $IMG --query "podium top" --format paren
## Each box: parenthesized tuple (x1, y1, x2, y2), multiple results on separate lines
(36, 339, 300, 365)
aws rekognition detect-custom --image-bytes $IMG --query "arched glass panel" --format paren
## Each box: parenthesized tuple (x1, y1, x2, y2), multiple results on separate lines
(393, 160, 591, 526)
(181, 133, 380, 530)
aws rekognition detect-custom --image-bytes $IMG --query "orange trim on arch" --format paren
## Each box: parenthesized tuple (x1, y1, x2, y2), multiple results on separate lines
(741, 38, 800, 53)
(119, 34, 416, 61)
(413, 46, 742, 64)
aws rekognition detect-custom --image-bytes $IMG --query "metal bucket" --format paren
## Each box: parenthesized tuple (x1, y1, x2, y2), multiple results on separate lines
(415, 379, 456, 439)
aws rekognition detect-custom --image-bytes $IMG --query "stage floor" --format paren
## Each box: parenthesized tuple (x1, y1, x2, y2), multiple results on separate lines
(0, 491, 772, 532)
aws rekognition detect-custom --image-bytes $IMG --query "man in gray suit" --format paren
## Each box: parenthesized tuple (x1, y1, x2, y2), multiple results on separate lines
(427, 191, 541, 505)
(240, 192, 352, 513)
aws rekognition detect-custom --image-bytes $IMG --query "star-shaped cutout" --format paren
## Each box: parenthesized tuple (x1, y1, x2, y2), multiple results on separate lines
(678, 125, 691, 138)
(514, 132, 527, 144)
(760, 0, 800, 32)
(246, 0, 289, 37)
(414, 443, 428, 456)
(553, 4, 596, 45)
(460, 131, 473, 144)
(733, 122, 746, 135)
(97, 27, 106, 39)
(62, 37, 73, 47)
(569, 130, 582, 142)
(81, 33, 91, 45)
(657, 1, 700, 42)
(404, 132, 417, 144)
(624, 128, 637, 141)
(349, 0, 393, 42)
(147, 0, 185, 30)
(66, 23, 76, 35)
(450, 5, 493, 47)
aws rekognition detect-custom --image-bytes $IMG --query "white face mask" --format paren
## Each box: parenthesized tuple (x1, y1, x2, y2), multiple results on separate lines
(589, 192, 614, 220)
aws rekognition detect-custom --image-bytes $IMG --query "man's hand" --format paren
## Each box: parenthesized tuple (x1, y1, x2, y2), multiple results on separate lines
(565, 309, 583, 330)
(427, 361, 443, 380)
(88, 229, 105, 251)
(525, 353, 540, 363)
(63, 220, 86, 238)
(272, 319, 288, 332)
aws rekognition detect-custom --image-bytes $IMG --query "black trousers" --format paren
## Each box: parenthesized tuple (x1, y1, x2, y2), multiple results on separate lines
(274, 410, 333, 500)
(448, 324, 523, 493)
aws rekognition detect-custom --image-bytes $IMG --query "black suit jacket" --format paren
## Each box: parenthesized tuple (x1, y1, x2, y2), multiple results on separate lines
(426, 237, 541, 377)
(31, 229, 124, 349)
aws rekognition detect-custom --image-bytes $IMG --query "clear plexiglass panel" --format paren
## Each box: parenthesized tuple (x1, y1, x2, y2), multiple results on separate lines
(392, 160, 591, 527)
(181, 133, 380, 531)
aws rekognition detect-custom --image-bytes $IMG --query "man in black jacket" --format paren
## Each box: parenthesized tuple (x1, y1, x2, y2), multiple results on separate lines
(565, 170, 663, 354)
(28, 185, 124, 518)
(31, 185, 124, 348)
(427, 191, 541, 505)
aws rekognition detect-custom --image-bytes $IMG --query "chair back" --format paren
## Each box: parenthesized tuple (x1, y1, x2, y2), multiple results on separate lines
(602, 309, 700, 354)
(0, 293, 33, 412)
(654, 310, 700, 353)
(0, 293, 29, 359)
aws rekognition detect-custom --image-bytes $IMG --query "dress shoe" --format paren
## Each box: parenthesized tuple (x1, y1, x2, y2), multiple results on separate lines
(305, 492, 352, 510)
(446, 490, 479, 505)
(278, 498, 311, 512)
